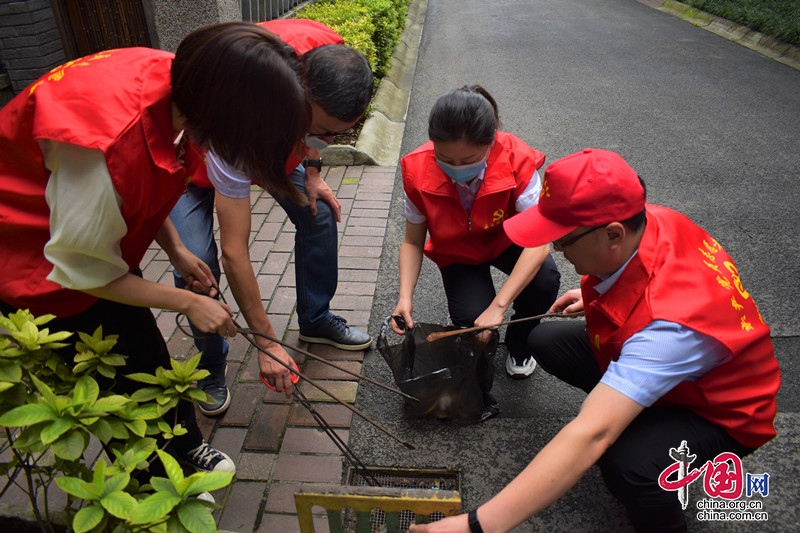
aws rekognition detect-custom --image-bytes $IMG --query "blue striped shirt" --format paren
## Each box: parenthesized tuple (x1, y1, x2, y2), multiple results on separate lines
(594, 253, 732, 407)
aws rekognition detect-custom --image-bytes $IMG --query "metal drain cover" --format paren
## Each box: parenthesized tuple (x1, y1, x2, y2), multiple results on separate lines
(342, 467, 461, 532)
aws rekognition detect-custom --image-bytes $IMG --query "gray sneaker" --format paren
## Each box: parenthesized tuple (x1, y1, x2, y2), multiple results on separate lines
(197, 363, 230, 417)
(299, 314, 373, 351)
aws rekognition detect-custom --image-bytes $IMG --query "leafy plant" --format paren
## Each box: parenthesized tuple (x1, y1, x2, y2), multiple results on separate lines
(296, 0, 412, 79)
(0, 309, 232, 532)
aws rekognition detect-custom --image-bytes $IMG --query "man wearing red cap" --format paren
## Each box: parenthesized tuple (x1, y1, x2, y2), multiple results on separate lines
(410, 148, 780, 533)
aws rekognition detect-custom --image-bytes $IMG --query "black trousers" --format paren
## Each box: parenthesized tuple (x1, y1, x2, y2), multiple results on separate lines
(528, 321, 753, 533)
(0, 297, 203, 456)
(438, 245, 560, 358)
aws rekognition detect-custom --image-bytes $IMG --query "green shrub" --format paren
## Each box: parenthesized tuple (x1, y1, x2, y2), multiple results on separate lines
(295, 0, 412, 79)
(296, 3, 377, 72)
(0, 310, 232, 532)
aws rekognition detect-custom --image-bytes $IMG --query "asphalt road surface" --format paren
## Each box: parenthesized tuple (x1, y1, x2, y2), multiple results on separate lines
(352, 1, 800, 531)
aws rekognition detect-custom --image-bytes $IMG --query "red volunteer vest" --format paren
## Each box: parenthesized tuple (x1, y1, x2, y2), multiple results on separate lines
(262, 18, 344, 55)
(401, 131, 546, 268)
(189, 19, 344, 189)
(582, 205, 779, 449)
(0, 48, 202, 317)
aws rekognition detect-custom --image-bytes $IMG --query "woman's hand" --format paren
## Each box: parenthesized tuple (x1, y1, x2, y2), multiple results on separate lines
(391, 300, 414, 334)
(473, 304, 506, 345)
(256, 338, 296, 399)
(395, 221, 427, 334)
(156, 217, 217, 296)
(170, 245, 218, 296)
(184, 294, 236, 338)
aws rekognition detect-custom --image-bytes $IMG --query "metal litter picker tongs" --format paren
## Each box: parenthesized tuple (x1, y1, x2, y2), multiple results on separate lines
(177, 291, 419, 487)
(423, 311, 585, 342)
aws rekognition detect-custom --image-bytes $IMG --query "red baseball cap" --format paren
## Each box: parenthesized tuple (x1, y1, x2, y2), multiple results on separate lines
(504, 148, 646, 247)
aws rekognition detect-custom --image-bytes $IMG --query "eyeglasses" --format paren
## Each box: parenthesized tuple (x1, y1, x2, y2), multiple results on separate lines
(552, 225, 605, 252)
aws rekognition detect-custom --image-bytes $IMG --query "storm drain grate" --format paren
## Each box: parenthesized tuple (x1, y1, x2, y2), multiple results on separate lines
(340, 467, 461, 532)
(347, 467, 461, 491)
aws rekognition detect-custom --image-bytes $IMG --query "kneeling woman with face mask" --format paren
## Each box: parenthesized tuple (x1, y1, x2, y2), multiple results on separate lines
(392, 85, 562, 403)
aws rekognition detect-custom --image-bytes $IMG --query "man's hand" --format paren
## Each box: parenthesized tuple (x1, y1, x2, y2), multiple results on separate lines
(550, 288, 584, 314)
(305, 167, 342, 221)
(408, 514, 469, 532)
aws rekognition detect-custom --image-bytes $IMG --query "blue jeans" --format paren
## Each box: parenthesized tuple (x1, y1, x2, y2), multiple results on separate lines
(169, 184, 228, 371)
(276, 166, 338, 329)
(169, 166, 338, 368)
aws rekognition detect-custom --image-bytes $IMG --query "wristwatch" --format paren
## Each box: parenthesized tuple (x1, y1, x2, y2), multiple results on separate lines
(468, 510, 485, 533)
(302, 157, 323, 171)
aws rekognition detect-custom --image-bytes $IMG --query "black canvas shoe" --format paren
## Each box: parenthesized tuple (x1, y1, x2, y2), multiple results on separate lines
(198, 363, 230, 417)
(178, 441, 235, 474)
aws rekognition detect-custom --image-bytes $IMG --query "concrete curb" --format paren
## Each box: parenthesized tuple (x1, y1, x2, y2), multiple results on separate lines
(659, 1, 800, 72)
(321, 0, 427, 167)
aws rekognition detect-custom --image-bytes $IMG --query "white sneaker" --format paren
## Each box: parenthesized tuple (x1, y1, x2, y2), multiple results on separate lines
(506, 354, 537, 379)
(197, 492, 215, 503)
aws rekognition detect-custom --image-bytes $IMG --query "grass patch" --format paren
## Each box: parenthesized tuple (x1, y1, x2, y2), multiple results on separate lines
(679, 0, 800, 45)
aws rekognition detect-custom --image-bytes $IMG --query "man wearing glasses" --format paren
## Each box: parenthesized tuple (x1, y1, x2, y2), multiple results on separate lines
(170, 19, 374, 416)
(411, 148, 780, 533)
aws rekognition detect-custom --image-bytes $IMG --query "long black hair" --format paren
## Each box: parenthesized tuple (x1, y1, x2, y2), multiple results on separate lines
(172, 22, 311, 204)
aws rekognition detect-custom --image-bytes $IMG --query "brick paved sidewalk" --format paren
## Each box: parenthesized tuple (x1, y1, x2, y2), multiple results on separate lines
(142, 164, 396, 533)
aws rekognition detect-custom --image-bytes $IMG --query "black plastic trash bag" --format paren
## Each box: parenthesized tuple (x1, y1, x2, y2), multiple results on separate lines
(377, 315, 499, 423)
